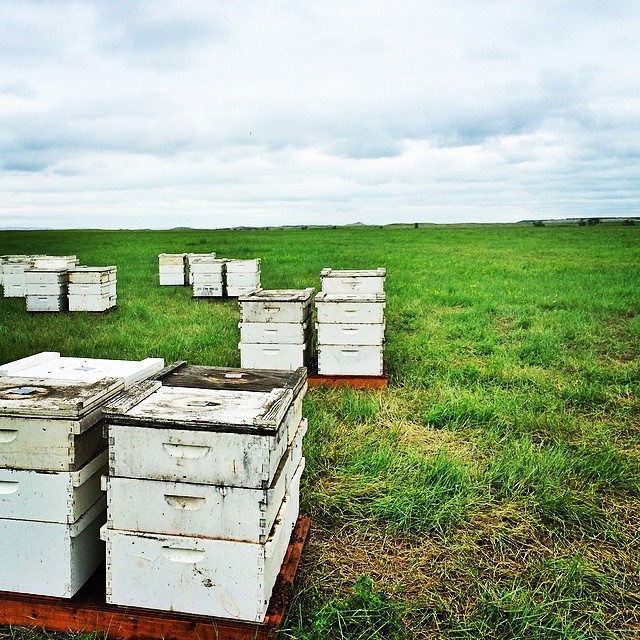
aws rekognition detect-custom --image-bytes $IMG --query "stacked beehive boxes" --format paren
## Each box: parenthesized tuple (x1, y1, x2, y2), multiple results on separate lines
(24, 267, 69, 312)
(238, 288, 315, 370)
(0, 352, 164, 598)
(101, 363, 307, 622)
(2, 256, 39, 298)
(225, 258, 261, 297)
(315, 268, 386, 376)
(186, 252, 217, 285)
(190, 256, 227, 298)
(158, 253, 187, 286)
(68, 266, 117, 312)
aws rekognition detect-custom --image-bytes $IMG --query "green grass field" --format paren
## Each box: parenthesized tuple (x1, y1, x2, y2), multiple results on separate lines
(1, 222, 639, 639)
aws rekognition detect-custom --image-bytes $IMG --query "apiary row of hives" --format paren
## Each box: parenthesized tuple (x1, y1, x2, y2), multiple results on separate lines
(235, 269, 386, 377)
(158, 253, 261, 298)
(0, 351, 307, 623)
(1, 255, 117, 312)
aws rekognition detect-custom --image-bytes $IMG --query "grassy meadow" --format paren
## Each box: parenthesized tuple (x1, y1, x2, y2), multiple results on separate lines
(0, 222, 639, 640)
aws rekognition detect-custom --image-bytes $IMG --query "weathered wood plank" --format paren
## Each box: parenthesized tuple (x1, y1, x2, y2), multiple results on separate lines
(0, 377, 124, 418)
(156, 363, 307, 396)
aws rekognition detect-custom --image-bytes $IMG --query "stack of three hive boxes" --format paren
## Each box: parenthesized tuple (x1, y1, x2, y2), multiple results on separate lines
(0, 352, 307, 623)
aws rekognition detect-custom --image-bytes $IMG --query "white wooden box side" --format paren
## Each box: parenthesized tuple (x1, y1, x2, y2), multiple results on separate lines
(239, 321, 311, 344)
(240, 340, 312, 371)
(0, 498, 106, 598)
(0, 448, 107, 523)
(318, 344, 384, 376)
(316, 322, 385, 345)
(103, 487, 297, 621)
(0, 416, 105, 471)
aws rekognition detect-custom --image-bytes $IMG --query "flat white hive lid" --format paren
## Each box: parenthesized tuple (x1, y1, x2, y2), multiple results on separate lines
(0, 352, 164, 389)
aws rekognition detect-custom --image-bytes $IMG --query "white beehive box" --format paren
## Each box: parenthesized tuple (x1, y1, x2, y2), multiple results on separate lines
(104, 381, 302, 487)
(104, 426, 305, 543)
(320, 267, 386, 294)
(240, 340, 312, 371)
(68, 281, 116, 297)
(68, 266, 117, 285)
(239, 288, 315, 324)
(158, 253, 186, 267)
(159, 269, 185, 286)
(68, 293, 117, 312)
(0, 497, 106, 598)
(2, 261, 32, 297)
(239, 321, 311, 345)
(26, 295, 68, 312)
(186, 253, 217, 284)
(159, 254, 187, 285)
(32, 255, 78, 270)
(0, 448, 107, 523)
(318, 344, 384, 376)
(316, 322, 385, 346)
(225, 258, 261, 274)
(24, 268, 68, 287)
(226, 272, 261, 297)
(102, 484, 298, 621)
(315, 292, 386, 324)
(189, 259, 226, 274)
(0, 351, 164, 389)
(0, 376, 123, 471)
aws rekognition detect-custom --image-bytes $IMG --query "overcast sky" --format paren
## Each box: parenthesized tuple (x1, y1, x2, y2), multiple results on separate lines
(1, 1, 639, 229)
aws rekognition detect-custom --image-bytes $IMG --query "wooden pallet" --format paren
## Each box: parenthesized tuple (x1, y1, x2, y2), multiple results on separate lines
(0, 515, 310, 640)
(307, 362, 388, 389)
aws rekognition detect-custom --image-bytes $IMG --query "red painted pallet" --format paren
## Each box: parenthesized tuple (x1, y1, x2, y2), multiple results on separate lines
(307, 362, 388, 389)
(0, 515, 310, 640)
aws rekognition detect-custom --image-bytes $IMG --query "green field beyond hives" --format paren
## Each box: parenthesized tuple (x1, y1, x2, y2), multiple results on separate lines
(1, 223, 639, 639)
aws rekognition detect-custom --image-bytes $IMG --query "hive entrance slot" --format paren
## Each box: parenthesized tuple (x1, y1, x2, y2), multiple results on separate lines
(187, 400, 221, 408)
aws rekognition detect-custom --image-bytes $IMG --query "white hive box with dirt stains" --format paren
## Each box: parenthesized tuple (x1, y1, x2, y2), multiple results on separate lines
(189, 257, 227, 298)
(24, 267, 69, 312)
(238, 288, 314, 370)
(319, 267, 386, 294)
(2, 257, 35, 298)
(100, 363, 307, 621)
(0, 376, 122, 598)
(225, 258, 261, 297)
(158, 253, 187, 286)
(186, 252, 216, 285)
(315, 270, 386, 376)
(68, 266, 117, 311)
(0, 352, 165, 598)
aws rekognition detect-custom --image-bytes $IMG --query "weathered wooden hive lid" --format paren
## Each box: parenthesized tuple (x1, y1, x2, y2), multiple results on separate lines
(238, 287, 315, 303)
(314, 291, 386, 303)
(153, 361, 307, 397)
(0, 375, 124, 418)
(0, 352, 164, 389)
(103, 379, 294, 434)
(68, 265, 117, 273)
(320, 267, 386, 278)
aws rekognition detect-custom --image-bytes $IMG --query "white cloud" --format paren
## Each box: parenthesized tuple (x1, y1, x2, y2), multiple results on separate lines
(0, 0, 639, 228)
